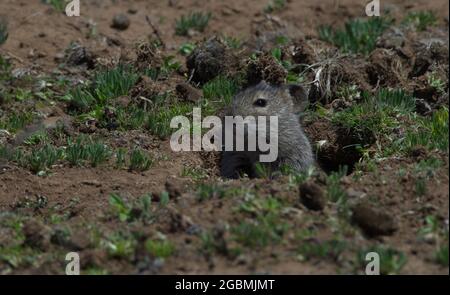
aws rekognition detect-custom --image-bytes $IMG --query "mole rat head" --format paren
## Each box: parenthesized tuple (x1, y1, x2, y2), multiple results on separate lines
(231, 81, 308, 119)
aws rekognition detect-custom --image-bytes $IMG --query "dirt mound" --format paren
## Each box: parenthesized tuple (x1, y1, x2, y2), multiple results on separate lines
(246, 52, 287, 85)
(186, 37, 240, 84)
(305, 118, 373, 173)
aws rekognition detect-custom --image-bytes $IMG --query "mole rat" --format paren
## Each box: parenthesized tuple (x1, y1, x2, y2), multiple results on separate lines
(220, 80, 314, 178)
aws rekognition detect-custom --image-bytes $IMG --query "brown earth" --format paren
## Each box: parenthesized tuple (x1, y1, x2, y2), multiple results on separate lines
(0, 0, 448, 275)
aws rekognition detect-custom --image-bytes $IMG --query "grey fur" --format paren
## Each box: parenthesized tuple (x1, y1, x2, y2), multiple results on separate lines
(220, 81, 314, 178)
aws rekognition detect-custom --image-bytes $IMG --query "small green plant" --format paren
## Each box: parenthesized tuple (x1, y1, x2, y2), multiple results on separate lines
(24, 131, 49, 146)
(0, 111, 34, 133)
(414, 158, 443, 179)
(332, 90, 408, 144)
(435, 244, 449, 267)
(42, 0, 68, 12)
(65, 136, 112, 167)
(27, 144, 63, 174)
(326, 166, 348, 203)
(403, 107, 448, 153)
(109, 193, 153, 223)
(254, 163, 273, 179)
(197, 184, 226, 201)
(129, 148, 152, 172)
(179, 43, 196, 56)
(175, 12, 212, 36)
(147, 103, 191, 138)
(159, 56, 182, 78)
(427, 72, 446, 94)
(357, 246, 407, 274)
(65, 137, 88, 166)
(286, 166, 315, 187)
(297, 239, 347, 261)
(0, 55, 12, 81)
(319, 17, 392, 55)
(14, 88, 33, 102)
(403, 11, 437, 31)
(0, 18, 8, 46)
(68, 86, 97, 112)
(109, 193, 131, 222)
(223, 36, 242, 49)
(233, 196, 288, 249)
(336, 84, 361, 101)
(232, 214, 288, 248)
(202, 75, 240, 109)
(115, 106, 148, 131)
(419, 215, 440, 237)
(414, 178, 427, 196)
(86, 142, 111, 167)
(104, 232, 136, 259)
(181, 167, 207, 181)
(68, 65, 138, 113)
(264, 0, 286, 13)
(418, 215, 449, 266)
(145, 239, 175, 259)
(93, 65, 139, 103)
(371, 89, 416, 114)
(115, 148, 127, 169)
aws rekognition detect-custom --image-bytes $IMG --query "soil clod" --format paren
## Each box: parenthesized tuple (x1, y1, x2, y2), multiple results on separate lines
(351, 202, 398, 237)
(299, 181, 326, 211)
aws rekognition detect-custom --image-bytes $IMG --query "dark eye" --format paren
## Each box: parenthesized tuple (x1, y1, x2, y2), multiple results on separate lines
(254, 99, 267, 107)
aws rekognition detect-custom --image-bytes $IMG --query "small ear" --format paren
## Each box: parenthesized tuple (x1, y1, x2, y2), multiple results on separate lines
(286, 84, 309, 113)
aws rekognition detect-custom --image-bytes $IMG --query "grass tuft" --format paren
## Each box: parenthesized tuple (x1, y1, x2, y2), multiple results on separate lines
(129, 148, 153, 172)
(0, 18, 8, 45)
(264, 0, 286, 13)
(403, 107, 448, 153)
(403, 11, 437, 31)
(319, 17, 392, 55)
(175, 12, 211, 36)
(145, 239, 175, 259)
(357, 246, 407, 275)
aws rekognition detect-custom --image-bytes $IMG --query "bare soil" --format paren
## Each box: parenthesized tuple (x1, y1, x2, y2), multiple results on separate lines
(0, 0, 448, 275)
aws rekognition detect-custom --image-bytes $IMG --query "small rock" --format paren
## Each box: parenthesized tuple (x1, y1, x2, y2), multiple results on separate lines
(23, 220, 51, 249)
(54, 53, 65, 63)
(376, 27, 405, 49)
(186, 37, 238, 84)
(415, 98, 432, 115)
(221, 7, 233, 16)
(127, 8, 138, 15)
(168, 208, 194, 232)
(413, 85, 437, 102)
(331, 98, 352, 111)
(351, 202, 397, 237)
(346, 188, 365, 199)
(409, 146, 427, 159)
(176, 83, 203, 103)
(111, 14, 130, 31)
(69, 230, 92, 250)
(81, 180, 101, 187)
(299, 181, 326, 211)
(247, 52, 287, 85)
(65, 43, 95, 68)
